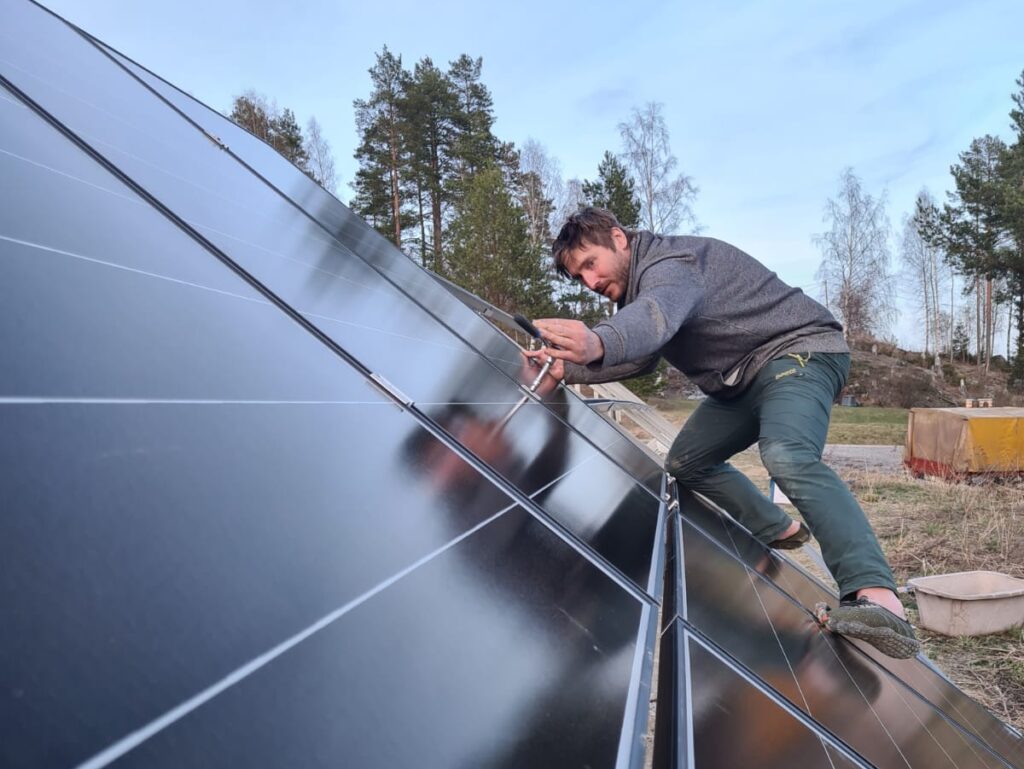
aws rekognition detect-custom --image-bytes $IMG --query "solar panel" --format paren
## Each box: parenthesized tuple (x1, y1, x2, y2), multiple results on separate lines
(2, 2, 1023, 768)
(100, 507, 647, 768)
(661, 495, 1024, 768)
(676, 492, 1024, 767)
(684, 632, 865, 768)
(1, 0, 666, 594)
(89, 33, 666, 495)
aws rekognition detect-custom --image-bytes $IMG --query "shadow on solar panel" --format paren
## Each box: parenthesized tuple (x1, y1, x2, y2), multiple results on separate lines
(0, 2, 1022, 767)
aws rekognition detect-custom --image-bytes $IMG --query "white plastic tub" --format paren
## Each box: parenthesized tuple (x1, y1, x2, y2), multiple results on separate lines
(909, 570, 1024, 636)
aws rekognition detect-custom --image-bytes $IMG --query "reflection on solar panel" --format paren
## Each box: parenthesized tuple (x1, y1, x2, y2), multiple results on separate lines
(1, 2, 1022, 767)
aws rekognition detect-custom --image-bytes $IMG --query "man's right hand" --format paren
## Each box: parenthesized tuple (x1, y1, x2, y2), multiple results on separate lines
(532, 318, 605, 365)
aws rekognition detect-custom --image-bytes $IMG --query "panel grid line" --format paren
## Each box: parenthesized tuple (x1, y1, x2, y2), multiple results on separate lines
(72, 504, 519, 769)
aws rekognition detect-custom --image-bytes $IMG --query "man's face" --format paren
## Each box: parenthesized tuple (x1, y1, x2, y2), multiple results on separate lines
(563, 228, 631, 302)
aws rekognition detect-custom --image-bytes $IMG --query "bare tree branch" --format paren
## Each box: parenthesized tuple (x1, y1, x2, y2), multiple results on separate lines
(815, 168, 895, 340)
(617, 102, 699, 233)
(304, 116, 338, 193)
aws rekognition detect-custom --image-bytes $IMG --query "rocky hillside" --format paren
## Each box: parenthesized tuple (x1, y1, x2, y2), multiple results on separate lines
(842, 342, 1021, 408)
(650, 341, 1023, 409)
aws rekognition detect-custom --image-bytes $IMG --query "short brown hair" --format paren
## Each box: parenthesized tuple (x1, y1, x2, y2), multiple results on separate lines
(551, 207, 632, 280)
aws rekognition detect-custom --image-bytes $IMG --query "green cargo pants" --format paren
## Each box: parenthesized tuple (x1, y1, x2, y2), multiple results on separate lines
(665, 352, 897, 599)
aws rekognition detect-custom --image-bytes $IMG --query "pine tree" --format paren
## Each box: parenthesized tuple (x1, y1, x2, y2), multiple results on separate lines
(229, 91, 311, 174)
(448, 55, 499, 190)
(446, 167, 555, 318)
(582, 151, 641, 228)
(230, 91, 274, 142)
(403, 58, 460, 268)
(439, 54, 523, 292)
(555, 285, 610, 326)
(997, 71, 1024, 388)
(940, 135, 1007, 374)
(270, 108, 309, 170)
(352, 47, 413, 247)
(952, 321, 971, 361)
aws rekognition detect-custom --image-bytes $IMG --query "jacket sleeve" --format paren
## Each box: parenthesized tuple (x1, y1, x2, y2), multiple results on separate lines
(562, 353, 660, 385)
(591, 256, 704, 367)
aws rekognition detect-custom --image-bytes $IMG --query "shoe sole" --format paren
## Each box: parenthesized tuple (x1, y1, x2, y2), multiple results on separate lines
(769, 537, 807, 551)
(826, 616, 921, 659)
(769, 523, 810, 550)
(814, 602, 921, 660)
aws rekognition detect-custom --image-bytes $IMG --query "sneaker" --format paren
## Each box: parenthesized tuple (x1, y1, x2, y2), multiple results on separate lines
(813, 598, 920, 659)
(768, 521, 810, 550)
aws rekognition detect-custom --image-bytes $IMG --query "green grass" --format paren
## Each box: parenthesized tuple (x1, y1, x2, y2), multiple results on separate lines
(650, 400, 909, 445)
(829, 406, 908, 424)
(827, 406, 908, 444)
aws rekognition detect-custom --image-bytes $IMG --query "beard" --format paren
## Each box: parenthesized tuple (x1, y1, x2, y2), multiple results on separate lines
(609, 247, 631, 301)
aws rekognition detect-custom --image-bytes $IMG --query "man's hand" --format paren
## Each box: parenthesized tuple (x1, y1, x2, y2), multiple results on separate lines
(533, 319, 604, 365)
(521, 348, 564, 398)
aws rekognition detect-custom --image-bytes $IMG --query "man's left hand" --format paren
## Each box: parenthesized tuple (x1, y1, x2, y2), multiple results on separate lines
(533, 318, 604, 365)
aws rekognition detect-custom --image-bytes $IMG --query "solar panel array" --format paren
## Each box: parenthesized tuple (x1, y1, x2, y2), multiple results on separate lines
(1, 2, 1022, 766)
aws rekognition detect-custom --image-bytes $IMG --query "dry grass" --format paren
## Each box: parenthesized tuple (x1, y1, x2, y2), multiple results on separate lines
(845, 469, 1024, 729)
(646, 397, 1024, 731)
(850, 472, 1024, 579)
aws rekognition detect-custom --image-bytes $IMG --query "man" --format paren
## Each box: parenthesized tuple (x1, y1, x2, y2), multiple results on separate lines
(527, 207, 918, 659)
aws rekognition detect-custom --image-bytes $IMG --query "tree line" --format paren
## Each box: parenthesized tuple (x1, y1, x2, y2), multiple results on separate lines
(815, 70, 1024, 389)
(349, 48, 698, 322)
(225, 49, 698, 324)
(228, 90, 338, 193)
(225, 52, 1023, 389)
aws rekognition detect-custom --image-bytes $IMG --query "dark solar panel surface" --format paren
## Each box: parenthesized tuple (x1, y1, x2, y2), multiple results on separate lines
(663, 495, 1023, 769)
(1, 0, 664, 594)
(0, 8, 660, 765)
(684, 632, 866, 768)
(679, 491, 1024, 768)
(3, 3, 1024, 768)
(91, 36, 664, 494)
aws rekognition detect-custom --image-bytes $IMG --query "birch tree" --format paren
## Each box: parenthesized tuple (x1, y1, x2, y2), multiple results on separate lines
(814, 168, 895, 341)
(902, 190, 950, 363)
(555, 177, 586, 227)
(304, 116, 337, 193)
(516, 139, 562, 254)
(618, 102, 698, 233)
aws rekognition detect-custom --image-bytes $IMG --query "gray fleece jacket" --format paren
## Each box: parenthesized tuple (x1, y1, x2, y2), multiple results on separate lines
(564, 232, 848, 398)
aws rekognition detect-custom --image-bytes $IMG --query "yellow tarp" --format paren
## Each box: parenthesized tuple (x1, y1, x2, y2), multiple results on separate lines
(904, 407, 1024, 476)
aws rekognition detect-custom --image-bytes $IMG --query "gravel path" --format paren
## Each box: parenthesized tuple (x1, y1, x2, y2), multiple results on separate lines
(823, 444, 904, 474)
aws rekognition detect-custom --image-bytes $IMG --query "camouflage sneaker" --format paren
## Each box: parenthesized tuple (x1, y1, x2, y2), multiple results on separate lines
(814, 598, 920, 659)
(768, 521, 810, 550)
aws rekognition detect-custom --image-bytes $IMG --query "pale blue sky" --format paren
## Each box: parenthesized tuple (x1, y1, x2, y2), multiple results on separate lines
(42, 0, 1024, 346)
